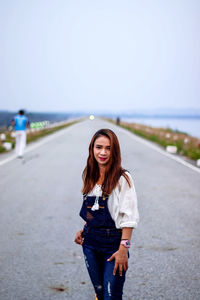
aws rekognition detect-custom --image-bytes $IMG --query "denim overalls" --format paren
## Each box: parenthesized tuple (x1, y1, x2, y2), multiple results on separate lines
(79, 194, 122, 253)
(79, 194, 126, 300)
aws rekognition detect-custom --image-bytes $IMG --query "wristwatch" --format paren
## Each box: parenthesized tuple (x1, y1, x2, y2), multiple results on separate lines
(120, 239, 131, 248)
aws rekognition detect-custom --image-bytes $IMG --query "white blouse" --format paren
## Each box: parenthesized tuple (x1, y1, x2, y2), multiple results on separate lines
(87, 172, 139, 229)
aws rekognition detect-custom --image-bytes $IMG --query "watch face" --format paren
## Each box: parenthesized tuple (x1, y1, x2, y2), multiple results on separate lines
(121, 240, 130, 248)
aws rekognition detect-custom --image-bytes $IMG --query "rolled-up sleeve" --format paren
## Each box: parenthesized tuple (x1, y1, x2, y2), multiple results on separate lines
(118, 173, 139, 228)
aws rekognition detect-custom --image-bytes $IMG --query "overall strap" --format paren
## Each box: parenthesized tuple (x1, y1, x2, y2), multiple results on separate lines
(83, 194, 87, 200)
(102, 194, 109, 201)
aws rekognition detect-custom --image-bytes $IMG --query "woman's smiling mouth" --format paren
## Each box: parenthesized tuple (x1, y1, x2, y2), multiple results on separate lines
(99, 157, 107, 161)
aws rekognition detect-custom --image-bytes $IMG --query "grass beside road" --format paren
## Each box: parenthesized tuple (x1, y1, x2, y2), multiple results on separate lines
(108, 119, 200, 161)
(0, 120, 78, 154)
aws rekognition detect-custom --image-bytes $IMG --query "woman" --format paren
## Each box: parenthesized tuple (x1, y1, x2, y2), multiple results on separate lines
(74, 129, 139, 300)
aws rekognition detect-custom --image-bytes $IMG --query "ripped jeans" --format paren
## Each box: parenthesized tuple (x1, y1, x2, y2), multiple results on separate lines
(83, 246, 126, 300)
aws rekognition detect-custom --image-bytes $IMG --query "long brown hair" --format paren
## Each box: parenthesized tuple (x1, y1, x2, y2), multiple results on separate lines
(82, 129, 131, 196)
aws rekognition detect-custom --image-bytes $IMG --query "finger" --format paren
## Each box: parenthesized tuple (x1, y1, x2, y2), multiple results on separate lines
(119, 265, 123, 277)
(113, 263, 118, 276)
(79, 236, 84, 243)
(75, 236, 80, 243)
(107, 254, 114, 262)
(74, 238, 79, 244)
(123, 261, 128, 270)
(123, 263, 127, 271)
(75, 236, 83, 245)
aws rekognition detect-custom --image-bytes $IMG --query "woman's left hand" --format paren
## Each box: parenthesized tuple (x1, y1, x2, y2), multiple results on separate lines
(107, 246, 128, 276)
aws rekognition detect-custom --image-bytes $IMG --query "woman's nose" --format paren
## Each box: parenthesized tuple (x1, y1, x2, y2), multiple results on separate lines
(100, 148, 106, 155)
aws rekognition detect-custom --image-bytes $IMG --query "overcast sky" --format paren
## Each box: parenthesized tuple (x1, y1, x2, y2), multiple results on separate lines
(0, 0, 199, 113)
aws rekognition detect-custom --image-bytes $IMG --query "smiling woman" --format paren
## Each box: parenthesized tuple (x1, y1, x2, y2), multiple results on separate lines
(81, 129, 132, 196)
(74, 129, 139, 300)
(93, 135, 111, 166)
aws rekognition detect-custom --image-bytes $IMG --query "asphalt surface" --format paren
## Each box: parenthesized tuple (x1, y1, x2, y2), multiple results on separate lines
(0, 118, 200, 300)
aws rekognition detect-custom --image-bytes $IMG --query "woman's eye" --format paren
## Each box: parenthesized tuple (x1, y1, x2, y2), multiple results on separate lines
(95, 145, 110, 150)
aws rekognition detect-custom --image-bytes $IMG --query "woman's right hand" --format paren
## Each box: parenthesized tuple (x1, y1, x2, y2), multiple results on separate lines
(74, 229, 84, 245)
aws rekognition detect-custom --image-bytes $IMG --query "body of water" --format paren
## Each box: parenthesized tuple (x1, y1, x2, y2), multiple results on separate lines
(121, 117, 200, 139)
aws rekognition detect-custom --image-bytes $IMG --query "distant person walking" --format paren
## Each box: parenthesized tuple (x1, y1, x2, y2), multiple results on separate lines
(12, 110, 29, 158)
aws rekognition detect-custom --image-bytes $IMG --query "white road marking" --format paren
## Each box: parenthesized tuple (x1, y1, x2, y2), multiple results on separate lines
(0, 154, 17, 166)
(1, 119, 200, 175)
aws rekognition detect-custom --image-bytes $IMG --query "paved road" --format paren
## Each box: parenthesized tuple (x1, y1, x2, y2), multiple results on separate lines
(0, 118, 200, 300)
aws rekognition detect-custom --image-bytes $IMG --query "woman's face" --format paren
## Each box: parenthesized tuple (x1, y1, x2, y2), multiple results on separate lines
(93, 136, 111, 166)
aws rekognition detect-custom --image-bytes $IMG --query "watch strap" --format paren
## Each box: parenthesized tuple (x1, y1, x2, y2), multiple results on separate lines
(120, 239, 131, 248)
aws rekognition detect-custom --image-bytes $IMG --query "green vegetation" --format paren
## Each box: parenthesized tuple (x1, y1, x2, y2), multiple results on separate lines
(0, 146, 6, 153)
(26, 121, 77, 143)
(0, 120, 78, 154)
(108, 119, 200, 161)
